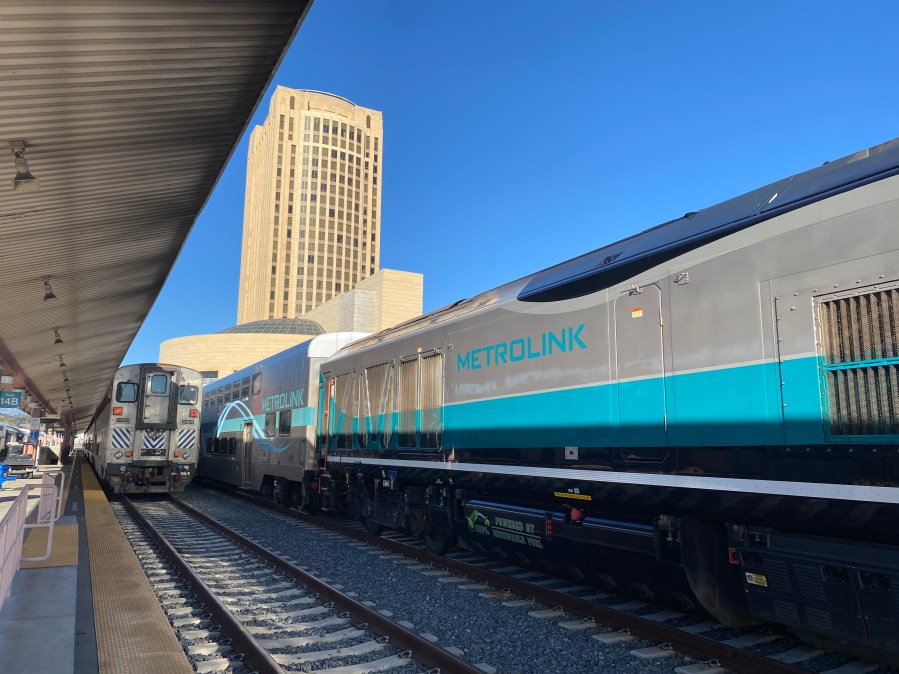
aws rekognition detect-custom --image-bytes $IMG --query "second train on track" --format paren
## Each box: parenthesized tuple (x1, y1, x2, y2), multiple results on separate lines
(199, 137, 899, 656)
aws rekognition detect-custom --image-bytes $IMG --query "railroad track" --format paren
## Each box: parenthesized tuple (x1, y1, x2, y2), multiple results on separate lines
(188, 480, 892, 674)
(114, 496, 480, 674)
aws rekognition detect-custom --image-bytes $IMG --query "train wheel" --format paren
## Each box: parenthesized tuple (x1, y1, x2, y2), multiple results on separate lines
(423, 528, 453, 554)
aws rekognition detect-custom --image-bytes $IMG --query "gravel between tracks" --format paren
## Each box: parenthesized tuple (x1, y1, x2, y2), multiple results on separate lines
(181, 488, 709, 674)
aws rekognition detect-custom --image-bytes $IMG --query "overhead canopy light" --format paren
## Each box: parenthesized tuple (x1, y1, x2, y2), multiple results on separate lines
(9, 140, 39, 192)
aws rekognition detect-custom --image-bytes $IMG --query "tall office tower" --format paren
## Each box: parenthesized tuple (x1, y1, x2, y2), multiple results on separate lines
(238, 88, 384, 323)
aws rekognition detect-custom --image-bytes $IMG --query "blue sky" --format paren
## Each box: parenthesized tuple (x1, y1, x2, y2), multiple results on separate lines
(124, 0, 899, 364)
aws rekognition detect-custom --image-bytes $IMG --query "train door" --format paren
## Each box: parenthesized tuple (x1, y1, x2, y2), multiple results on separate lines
(138, 368, 176, 429)
(241, 421, 253, 489)
(614, 283, 668, 449)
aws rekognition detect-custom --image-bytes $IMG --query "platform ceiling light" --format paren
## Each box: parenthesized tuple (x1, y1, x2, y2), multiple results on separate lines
(58, 354, 66, 368)
(9, 141, 39, 192)
(53, 328, 63, 345)
(43, 279, 56, 301)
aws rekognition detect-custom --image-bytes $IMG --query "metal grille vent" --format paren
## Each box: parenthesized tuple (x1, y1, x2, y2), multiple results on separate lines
(819, 288, 899, 436)
(334, 374, 354, 449)
(420, 353, 444, 449)
(397, 359, 418, 448)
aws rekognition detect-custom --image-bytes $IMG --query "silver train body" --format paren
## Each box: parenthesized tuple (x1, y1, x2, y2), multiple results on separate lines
(84, 363, 202, 493)
(203, 138, 899, 654)
(198, 333, 367, 506)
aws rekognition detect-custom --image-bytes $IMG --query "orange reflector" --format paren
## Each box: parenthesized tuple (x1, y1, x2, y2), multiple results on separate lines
(189, 408, 199, 418)
(113, 406, 123, 415)
(173, 451, 181, 458)
(124, 451, 133, 457)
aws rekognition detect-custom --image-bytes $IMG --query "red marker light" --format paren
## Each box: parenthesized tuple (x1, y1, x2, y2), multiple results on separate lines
(189, 409, 199, 418)
(569, 507, 584, 523)
(113, 406, 123, 415)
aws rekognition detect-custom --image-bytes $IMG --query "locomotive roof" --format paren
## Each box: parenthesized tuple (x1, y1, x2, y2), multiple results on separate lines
(340, 136, 899, 354)
(519, 136, 899, 301)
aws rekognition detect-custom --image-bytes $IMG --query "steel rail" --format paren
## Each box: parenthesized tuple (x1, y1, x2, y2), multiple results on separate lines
(119, 496, 285, 674)
(198, 480, 811, 674)
(170, 494, 481, 674)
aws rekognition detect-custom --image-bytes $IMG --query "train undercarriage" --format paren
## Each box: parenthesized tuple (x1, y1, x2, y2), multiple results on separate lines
(307, 464, 899, 658)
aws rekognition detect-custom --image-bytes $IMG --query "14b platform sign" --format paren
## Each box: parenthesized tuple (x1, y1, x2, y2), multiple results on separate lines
(0, 391, 23, 409)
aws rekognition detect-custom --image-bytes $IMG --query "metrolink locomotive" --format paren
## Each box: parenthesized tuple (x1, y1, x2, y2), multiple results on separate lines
(84, 363, 202, 493)
(202, 137, 899, 654)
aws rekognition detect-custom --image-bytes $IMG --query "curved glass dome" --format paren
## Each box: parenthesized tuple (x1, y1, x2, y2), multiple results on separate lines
(218, 318, 324, 335)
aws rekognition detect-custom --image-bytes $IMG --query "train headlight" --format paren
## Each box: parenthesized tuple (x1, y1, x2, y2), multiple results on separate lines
(181, 451, 190, 460)
(114, 451, 123, 459)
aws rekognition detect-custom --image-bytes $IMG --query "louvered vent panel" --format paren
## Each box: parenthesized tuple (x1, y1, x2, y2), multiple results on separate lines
(820, 289, 899, 435)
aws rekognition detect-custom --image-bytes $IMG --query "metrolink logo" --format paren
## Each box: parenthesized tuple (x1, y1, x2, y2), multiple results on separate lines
(261, 388, 305, 412)
(457, 324, 587, 372)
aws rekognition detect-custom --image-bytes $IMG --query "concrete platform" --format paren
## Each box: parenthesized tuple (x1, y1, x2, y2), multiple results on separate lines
(0, 460, 89, 674)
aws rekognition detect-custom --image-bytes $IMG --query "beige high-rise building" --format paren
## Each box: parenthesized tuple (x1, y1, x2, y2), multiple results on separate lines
(238, 87, 384, 323)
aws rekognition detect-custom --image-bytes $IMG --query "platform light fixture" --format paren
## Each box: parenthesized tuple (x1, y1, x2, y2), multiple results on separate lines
(43, 278, 56, 301)
(9, 141, 39, 192)
(53, 328, 63, 344)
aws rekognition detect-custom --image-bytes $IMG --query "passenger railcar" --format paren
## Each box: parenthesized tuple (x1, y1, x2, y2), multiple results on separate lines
(198, 333, 367, 508)
(317, 138, 899, 654)
(84, 363, 202, 493)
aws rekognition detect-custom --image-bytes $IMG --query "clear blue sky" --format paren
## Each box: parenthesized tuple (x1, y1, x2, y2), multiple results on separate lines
(124, 0, 899, 364)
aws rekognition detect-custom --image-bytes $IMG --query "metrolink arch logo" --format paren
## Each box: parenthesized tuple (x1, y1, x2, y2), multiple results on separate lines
(216, 400, 291, 453)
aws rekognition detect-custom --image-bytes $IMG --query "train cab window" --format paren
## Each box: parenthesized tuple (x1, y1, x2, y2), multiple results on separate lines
(116, 382, 138, 403)
(178, 385, 199, 405)
(252, 373, 262, 394)
(278, 410, 291, 435)
(149, 374, 169, 395)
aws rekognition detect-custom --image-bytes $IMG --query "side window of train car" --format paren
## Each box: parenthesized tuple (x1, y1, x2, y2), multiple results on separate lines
(205, 437, 213, 454)
(278, 410, 291, 435)
(252, 373, 262, 395)
(179, 385, 199, 405)
(116, 382, 138, 403)
(241, 377, 250, 399)
(229, 437, 237, 456)
(265, 412, 276, 437)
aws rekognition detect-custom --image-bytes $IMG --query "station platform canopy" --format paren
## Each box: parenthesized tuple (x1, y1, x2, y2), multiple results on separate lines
(0, 1, 313, 431)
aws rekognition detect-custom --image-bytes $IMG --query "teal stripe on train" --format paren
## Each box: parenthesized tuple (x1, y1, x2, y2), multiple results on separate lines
(442, 358, 825, 448)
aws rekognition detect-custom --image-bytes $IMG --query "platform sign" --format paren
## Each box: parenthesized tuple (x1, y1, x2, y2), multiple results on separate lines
(0, 390, 23, 409)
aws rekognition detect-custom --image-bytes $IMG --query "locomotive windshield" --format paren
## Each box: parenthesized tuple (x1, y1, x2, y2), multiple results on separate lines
(178, 385, 199, 405)
(116, 382, 138, 403)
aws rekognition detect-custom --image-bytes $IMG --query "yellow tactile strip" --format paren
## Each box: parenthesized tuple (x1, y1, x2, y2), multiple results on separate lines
(20, 524, 78, 568)
(82, 461, 193, 674)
